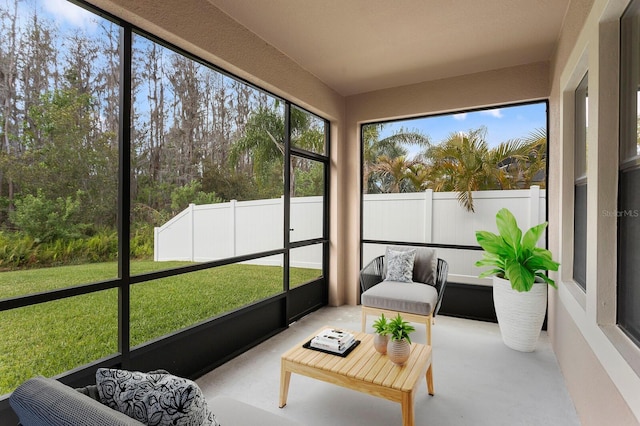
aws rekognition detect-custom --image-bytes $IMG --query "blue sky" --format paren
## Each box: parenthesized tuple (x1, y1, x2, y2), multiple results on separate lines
(378, 102, 547, 150)
(39, 0, 98, 30)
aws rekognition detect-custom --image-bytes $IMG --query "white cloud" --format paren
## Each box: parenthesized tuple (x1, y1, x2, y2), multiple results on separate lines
(43, 0, 97, 30)
(481, 108, 504, 118)
(453, 113, 467, 121)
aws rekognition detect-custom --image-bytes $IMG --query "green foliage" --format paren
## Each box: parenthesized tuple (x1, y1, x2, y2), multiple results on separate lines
(475, 208, 560, 292)
(230, 105, 285, 188)
(385, 314, 415, 343)
(363, 124, 430, 194)
(85, 231, 118, 262)
(0, 232, 38, 269)
(130, 224, 155, 259)
(170, 181, 221, 212)
(201, 163, 260, 201)
(294, 162, 324, 197)
(372, 313, 389, 334)
(9, 190, 84, 243)
(20, 88, 118, 228)
(230, 104, 327, 198)
(428, 127, 534, 212)
(0, 226, 152, 269)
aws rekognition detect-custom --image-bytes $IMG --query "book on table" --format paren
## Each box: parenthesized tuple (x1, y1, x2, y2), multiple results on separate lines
(310, 329, 356, 353)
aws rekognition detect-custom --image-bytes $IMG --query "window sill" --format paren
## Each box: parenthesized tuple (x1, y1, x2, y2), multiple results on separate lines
(601, 325, 640, 378)
(563, 279, 587, 310)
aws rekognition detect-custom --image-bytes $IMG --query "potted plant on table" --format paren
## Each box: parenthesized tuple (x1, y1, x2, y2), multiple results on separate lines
(372, 313, 390, 354)
(475, 208, 560, 352)
(386, 314, 415, 365)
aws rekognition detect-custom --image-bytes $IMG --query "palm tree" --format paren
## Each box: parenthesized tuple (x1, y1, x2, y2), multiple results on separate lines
(362, 124, 430, 193)
(230, 105, 323, 196)
(428, 127, 531, 212)
(405, 162, 433, 192)
(229, 105, 284, 194)
(370, 155, 420, 193)
(517, 128, 547, 188)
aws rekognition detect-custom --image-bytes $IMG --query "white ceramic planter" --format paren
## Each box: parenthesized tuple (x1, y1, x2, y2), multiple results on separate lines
(492, 276, 547, 352)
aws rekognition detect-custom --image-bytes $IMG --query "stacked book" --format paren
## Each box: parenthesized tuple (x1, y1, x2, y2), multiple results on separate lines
(310, 328, 356, 354)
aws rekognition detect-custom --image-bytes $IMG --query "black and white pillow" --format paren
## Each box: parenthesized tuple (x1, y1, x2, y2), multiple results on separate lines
(96, 368, 219, 426)
(384, 248, 416, 282)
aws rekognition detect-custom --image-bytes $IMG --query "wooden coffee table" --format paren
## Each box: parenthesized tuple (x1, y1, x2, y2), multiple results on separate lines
(279, 326, 433, 426)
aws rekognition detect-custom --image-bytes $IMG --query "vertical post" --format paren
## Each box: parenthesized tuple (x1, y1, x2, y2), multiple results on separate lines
(153, 227, 159, 261)
(189, 203, 195, 262)
(230, 199, 237, 258)
(281, 195, 286, 267)
(529, 185, 541, 243)
(283, 103, 292, 324)
(118, 24, 132, 368)
(424, 189, 433, 243)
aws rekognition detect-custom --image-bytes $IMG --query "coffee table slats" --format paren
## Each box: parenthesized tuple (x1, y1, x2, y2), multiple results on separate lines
(389, 345, 430, 390)
(346, 347, 381, 378)
(368, 357, 395, 383)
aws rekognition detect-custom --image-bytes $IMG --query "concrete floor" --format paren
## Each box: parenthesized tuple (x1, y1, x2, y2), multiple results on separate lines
(197, 305, 580, 426)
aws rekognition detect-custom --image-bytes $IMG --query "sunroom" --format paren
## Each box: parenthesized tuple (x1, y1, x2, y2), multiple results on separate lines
(0, 0, 639, 424)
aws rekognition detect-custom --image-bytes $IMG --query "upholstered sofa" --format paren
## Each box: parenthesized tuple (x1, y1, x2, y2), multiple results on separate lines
(10, 373, 300, 426)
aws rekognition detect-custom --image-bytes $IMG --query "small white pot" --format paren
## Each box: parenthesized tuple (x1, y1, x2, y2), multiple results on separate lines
(492, 276, 547, 352)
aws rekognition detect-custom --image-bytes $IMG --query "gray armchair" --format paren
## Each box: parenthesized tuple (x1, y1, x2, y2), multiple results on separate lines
(360, 246, 448, 345)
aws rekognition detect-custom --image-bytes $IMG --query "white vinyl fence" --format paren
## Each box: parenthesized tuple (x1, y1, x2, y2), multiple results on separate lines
(154, 197, 323, 269)
(362, 186, 546, 285)
(155, 187, 546, 285)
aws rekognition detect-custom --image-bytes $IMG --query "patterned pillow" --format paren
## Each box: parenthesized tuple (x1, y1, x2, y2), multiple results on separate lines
(96, 368, 219, 426)
(384, 248, 416, 282)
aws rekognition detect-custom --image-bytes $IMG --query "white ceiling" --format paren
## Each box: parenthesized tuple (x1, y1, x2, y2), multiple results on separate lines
(207, 0, 570, 96)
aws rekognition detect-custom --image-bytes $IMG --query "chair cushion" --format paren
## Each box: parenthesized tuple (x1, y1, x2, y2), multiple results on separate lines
(10, 376, 143, 426)
(361, 281, 438, 316)
(384, 247, 416, 282)
(382, 246, 437, 285)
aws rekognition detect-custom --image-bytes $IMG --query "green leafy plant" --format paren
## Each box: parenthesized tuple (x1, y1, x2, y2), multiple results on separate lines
(475, 208, 560, 292)
(386, 314, 415, 343)
(372, 313, 389, 334)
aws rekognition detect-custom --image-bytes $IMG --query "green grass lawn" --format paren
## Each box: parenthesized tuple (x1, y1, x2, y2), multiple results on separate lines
(0, 261, 321, 395)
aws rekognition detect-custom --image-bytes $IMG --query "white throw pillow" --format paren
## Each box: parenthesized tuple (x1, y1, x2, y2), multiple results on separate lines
(384, 248, 416, 282)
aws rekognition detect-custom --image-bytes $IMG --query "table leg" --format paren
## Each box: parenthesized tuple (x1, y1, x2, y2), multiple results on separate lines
(401, 391, 415, 426)
(279, 365, 291, 408)
(426, 363, 434, 396)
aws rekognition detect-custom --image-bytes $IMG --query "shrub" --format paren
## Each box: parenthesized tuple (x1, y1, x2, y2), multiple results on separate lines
(9, 190, 85, 243)
(0, 229, 122, 270)
(170, 181, 221, 213)
(0, 233, 38, 269)
(85, 230, 118, 262)
(130, 223, 154, 259)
